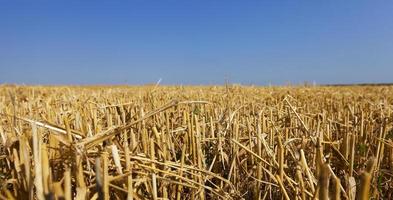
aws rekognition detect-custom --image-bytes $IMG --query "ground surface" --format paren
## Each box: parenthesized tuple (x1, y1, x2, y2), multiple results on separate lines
(0, 85, 392, 199)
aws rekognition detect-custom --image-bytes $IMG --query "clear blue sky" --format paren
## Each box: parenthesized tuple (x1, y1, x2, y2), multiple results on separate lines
(1, 1, 392, 85)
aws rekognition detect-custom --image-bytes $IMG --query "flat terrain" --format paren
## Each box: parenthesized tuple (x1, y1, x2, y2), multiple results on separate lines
(0, 85, 392, 199)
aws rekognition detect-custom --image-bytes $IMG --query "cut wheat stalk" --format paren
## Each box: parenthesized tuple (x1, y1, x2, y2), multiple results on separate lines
(1, 85, 393, 199)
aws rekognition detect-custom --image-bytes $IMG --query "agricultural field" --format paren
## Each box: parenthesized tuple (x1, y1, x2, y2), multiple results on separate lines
(0, 85, 392, 199)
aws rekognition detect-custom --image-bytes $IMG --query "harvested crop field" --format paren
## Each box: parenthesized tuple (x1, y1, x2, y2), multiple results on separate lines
(0, 85, 393, 199)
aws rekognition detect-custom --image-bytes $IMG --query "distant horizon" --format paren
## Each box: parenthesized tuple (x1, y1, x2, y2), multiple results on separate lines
(1, 80, 393, 87)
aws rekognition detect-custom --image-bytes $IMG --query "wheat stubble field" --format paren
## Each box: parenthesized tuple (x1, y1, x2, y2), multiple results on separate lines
(0, 85, 392, 200)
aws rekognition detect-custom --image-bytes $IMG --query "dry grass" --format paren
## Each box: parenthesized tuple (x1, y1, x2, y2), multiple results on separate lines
(0, 84, 393, 199)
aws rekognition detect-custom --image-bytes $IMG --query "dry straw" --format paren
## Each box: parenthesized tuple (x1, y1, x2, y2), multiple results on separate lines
(0, 85, 392, 199)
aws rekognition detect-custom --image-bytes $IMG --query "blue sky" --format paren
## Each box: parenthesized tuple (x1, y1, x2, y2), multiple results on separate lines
(0, 1, 392, 85)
